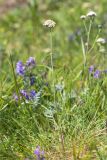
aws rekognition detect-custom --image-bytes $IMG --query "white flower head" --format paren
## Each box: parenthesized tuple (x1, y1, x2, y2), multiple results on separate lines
(43, 19, 56, 28)
(80, 15, 86, 20)
(96, 38, 106, 44)
(87, 11, 97, 17)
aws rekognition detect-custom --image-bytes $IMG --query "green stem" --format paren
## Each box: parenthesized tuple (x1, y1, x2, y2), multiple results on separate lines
(81, 36, 86, 69)
(88, 32, 100, 54)
(50, 28, 56, 104)
(83, 20, 88, 34)
(50, 28, 54, 73)
(9, 54, 21, 104)
(86, 19, 92, 53)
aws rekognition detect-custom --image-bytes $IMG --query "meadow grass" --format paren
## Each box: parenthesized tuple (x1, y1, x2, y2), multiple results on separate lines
(0, 1, 107, 160)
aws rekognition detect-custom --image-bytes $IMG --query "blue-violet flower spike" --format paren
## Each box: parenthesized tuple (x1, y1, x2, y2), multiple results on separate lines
(26, 57, 36, 68)
(16, 61, 25, 76)
(94, 70, 100, 78)
(89, 65, 94, 73)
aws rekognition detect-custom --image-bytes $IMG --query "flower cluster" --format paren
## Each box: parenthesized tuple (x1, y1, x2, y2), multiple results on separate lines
(26, 57, 36, 68)
(13, 90, 36, 101)
(88, 65, 107, 79)
(93, 70, 101, 78)
(89, 65, 94, 73)
(16, 57, 36, 76)
(43, 19, 56, 28)
(13, 57, 37, 101)
(30, 75, 35, 86)
(16, 61, 25, 76)
(96, 38, 106, 44)
(89, 65, 101, 78)
(34, 146, 45, 160)
(20, 90, 36, 100)
(87, 11, 96, 17)
(16, 57, 36, 86)
(80, 10, 96, 20)
(13, 93, 19, 101)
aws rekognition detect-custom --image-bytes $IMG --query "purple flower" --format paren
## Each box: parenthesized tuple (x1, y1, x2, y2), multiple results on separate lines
(20, 90, 30, 100)
(16, 61, 25, 76)
(94, 70, 100, 78)
(30, 90, 36, 99)
(26, 57, 36, 68)
(89, 65, 94, 73)
(34, 146, 45, 160)
(13, 93, 18, 101)
(34, 146, 40, 155)
(30, 76, 35, 86)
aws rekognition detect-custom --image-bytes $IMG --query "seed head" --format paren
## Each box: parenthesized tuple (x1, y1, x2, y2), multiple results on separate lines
(43, 19, 56, 28)
(87, 11, 96, 17)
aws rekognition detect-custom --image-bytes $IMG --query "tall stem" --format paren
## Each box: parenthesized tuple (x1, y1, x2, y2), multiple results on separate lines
(9, 54, 21, 104)
(86, 19, 92, 53)
(50, 28, 56, 103)
(50, 28, 54, 74)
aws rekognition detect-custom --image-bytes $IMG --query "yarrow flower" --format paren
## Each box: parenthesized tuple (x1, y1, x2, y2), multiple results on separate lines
(26, 57, 36, 68)
(94, 70, 100, 78)
(89, 65, 94, 73)
(80, 15, 86, 20)
(43, 19, 56, 28)
(87, 11, 96, 17)
(16, 61, 25, 76)
(34, 146, 45, 160)
(96, 38, 106, 44)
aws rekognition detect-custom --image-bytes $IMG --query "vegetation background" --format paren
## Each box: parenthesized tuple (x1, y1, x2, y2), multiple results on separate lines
(0, 0, 107, 159)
